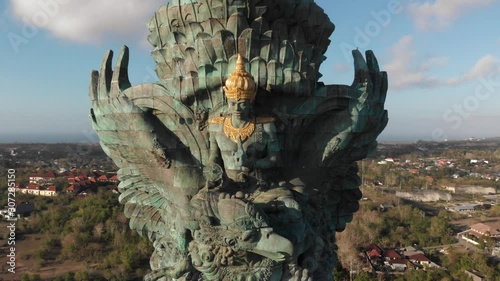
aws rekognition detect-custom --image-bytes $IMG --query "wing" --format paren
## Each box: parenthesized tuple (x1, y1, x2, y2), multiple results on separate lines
(89, 47, 206, 275)
(280, 50, 388, 231)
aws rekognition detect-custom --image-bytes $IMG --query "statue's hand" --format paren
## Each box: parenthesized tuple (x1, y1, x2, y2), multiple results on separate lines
(322, 50, 388, 167)
(89, 46, 157, 161)
(89, 46, 143, 132)
(350, 49, 388, 135)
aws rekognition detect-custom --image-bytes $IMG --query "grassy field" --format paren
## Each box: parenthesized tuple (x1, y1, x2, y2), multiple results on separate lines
(1, 222, 89, 280)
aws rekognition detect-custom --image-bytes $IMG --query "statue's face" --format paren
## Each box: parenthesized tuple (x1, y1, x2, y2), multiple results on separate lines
(228, 98, 251, 120)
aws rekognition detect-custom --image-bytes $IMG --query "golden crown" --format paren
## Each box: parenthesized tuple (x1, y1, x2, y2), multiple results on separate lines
(223, 54, 257, 102)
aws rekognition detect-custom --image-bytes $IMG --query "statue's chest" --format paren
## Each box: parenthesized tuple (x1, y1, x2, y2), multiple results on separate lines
(215, 124, 266, 154)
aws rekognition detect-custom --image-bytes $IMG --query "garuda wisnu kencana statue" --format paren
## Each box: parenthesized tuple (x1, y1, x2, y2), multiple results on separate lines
(89, 0, 388, 280)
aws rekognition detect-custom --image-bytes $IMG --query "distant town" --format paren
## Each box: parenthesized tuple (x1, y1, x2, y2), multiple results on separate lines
(1, 139, 499, 280)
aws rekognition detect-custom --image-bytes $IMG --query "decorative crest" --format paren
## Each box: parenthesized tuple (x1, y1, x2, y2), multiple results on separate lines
(223, 54, 257, 102)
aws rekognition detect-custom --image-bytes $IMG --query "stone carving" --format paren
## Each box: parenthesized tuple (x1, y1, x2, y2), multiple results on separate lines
(89, 0, 388, 280)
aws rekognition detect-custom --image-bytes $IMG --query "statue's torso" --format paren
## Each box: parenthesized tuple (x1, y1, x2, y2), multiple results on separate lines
(208, 117, 278, 172)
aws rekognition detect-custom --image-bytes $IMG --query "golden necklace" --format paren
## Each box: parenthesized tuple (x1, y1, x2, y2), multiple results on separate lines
(223, 117, 255, 143)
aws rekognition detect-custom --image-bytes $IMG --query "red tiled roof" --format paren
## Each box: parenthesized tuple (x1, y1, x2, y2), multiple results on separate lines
(384, 249, 402, 259)
(109, 175, 118, 181)
(470, 222, 500, 236)
(47, 186, 57, 192)
(365, 244, 384, 254)
(97, 175, 108, 181)
(368, 249, 381, 258)
(409, 253, 431, 263)
(67, 185, 75, 191)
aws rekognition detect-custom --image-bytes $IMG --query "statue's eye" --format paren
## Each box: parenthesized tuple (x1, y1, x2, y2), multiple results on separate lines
(225, 238, 237, 246)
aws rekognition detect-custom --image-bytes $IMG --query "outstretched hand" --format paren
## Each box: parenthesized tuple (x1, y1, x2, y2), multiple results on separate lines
(89, 46, 150, 133)
(350, 49, 388, 134)
(322, 50, 388, 167)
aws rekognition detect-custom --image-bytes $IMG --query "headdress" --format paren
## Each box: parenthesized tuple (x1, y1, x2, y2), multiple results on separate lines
(223, 54, 257, 102)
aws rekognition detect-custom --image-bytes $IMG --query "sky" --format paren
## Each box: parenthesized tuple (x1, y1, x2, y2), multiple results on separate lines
(1, 0, 499, 143)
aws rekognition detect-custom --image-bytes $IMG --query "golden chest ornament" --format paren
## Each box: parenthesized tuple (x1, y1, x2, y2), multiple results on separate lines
(223, 117, 255, 143)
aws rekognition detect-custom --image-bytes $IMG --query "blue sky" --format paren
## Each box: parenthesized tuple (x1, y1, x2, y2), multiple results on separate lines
(1, 0, 499, 142)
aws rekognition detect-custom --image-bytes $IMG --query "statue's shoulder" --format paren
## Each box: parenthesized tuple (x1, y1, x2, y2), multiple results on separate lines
(208, 116, 225, 124)
(208, 116, 225, 133)
(255, 116, 276, 124)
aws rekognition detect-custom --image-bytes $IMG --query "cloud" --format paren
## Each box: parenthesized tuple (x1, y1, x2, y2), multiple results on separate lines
(383, 36, 500, 90)
(8, 0, 164, 46)
(448, 55, 500, 85)
(384, 35, 447, 90)
(408, 0, 494, 31)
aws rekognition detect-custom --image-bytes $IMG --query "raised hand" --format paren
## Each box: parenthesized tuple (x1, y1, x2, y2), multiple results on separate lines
(322, 50, 389, 167)
(350, 49, 388, 135)
(88, 46, 160, 167)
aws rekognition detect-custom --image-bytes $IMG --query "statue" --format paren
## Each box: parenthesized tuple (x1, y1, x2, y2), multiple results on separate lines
(89, 0, 388, 280)
(207, 54, 280, 190)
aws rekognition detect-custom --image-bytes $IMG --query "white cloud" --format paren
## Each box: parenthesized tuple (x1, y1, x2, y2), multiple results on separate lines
(384, 35, 447, 90)
(448, 55, 500, 84)
(408, 0, 494, 31)
(419, 56, 449, 72)
(8, 0, 164, 45)
(383, 36, 500, 90)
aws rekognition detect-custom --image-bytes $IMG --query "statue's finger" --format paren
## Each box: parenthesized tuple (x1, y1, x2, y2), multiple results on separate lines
(352, 49, 368, 71)
(351, 49, 369, 85)
(380, 71, 388, 105)
(366, 50, 380, 73)
(366, 51, 381, 98)
(89, 70, 99, 102)
(111, 45, 131, 97)
(98, 50, 114, 99)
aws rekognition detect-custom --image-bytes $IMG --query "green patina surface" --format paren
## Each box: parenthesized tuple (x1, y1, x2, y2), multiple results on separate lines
(89, 1, 388, 280)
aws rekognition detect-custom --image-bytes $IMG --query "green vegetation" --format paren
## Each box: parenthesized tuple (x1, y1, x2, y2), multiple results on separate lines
(7, 191, 152, 280)
(336, 188, 500, 281)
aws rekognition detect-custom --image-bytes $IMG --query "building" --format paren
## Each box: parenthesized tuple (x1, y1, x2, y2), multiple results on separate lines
(29, 172, 56, 185)
(16, 184, 58, 197)
(453, 204, 477, 212)
(469, 222, 500, 238)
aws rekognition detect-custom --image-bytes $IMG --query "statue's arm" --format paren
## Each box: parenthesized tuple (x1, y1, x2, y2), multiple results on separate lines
(255, 123, 280, 169)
